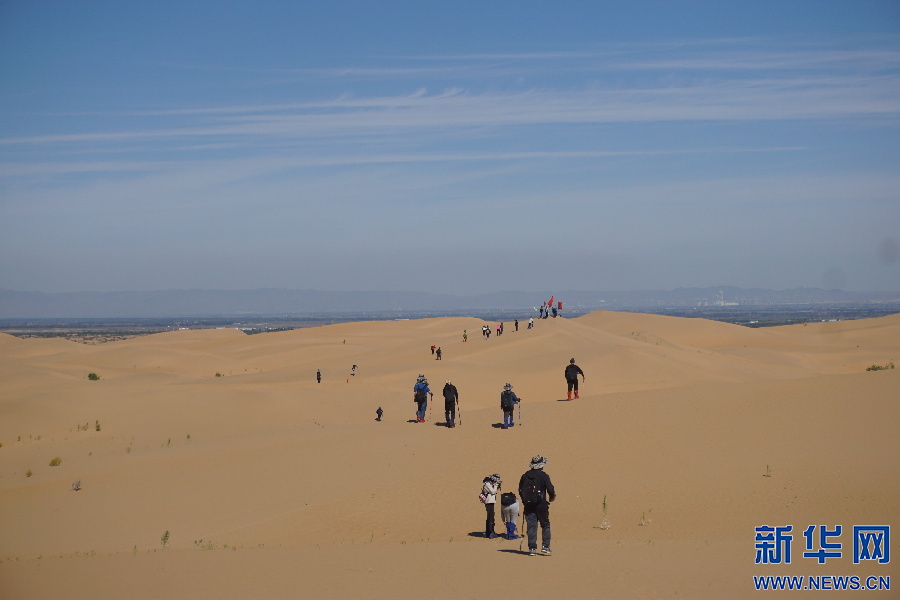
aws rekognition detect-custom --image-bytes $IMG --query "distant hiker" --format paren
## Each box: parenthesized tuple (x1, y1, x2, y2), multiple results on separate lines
(486, 327, 491, 339)
(480, 473, 502, 539)
(564, 358, 585, 400)
(431, 345, 436, 355)
(514, 319, 519, 332)
(500, 491, 520, 539)
(436, 347, 442, 360)
(528, 317, 534, 330)
(413, 374, 433, 423)
(482, 325, 488, 339)
(500, 382, 520, 429)
(316, 369, 321, 384)
(375, 407, 383, 421)
(518, 455, 556, 556)
(351, 364, 358, 377)
(463, 330, 468, 342)
(442, 380, 459, 427)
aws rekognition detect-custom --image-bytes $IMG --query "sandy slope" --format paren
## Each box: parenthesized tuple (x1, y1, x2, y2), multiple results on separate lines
(1, 311, 897, 599)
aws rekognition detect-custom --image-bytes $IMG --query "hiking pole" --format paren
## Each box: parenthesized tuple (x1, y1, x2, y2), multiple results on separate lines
(519, 510, 526, 552)
(518, 401, 522, 427)
(457, 400, 461, 426)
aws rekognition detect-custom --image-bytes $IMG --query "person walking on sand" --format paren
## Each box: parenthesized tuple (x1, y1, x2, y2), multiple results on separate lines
(463, 330, 468, 342)
(514, 319, 519, 332)
(564, 358, 585, 400)
(481, 473, 502, 539)
(528, 317, 534, 330)
(500, 490, 520, 539)
(518, 455, 556, 556)
(431, 345, 436, 356)
(436, 347, 442, 360)
(500, 382, 520, 429)
(442, 379, 459, 427)
(316, 369, 321, 383)
(413, 375, 433, 423)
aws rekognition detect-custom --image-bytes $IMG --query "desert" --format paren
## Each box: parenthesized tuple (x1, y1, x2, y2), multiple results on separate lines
(1, 311, 897, 599)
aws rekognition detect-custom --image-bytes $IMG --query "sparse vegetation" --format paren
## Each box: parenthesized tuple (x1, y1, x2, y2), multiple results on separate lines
(25, 469, 33, 477)
(161, 530, 170, 548)
(215, 372, 223, 377)
(639, 510, 652, 526)
(71, 480, 82, 491)
(596, 494, 611, 530)
(866, 361, 895, 371)
(764, 464, 773, 477)
(49, 456, 62, 467)
(87, 372, 100, 381)
(95, 420, 101, 432)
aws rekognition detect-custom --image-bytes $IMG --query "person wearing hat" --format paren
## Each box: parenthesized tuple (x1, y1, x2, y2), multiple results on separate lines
(481, 473, 502, 539)
(442, 379, 459, 427)
(500, 382, 520, 429)
(412, 374, 432, 423)
(518, 455, 556, 556)
(564, 358, 585, 400)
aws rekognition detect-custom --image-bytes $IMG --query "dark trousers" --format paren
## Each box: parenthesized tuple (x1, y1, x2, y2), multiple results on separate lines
(485, 503, 496, 535)
(566, 378, 579, 392)
(444, 402, 455, 422)
(524, 503, 551, 550)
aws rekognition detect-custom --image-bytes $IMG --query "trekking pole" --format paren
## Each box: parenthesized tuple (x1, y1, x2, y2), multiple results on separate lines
(518, 401, 522, 427)
(519, 510, 526, 552)
(457, 400, 461, 426)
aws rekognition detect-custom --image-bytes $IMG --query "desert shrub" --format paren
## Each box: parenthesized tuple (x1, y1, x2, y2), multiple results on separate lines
(87, 372, 100, 381)
(866, 361, 895, 371)
(49, 456, 62, 467)
(25, 469, 33, 477)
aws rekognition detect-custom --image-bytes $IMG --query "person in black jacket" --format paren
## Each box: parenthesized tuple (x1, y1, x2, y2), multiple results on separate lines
(518, 455, 556, 556)
(564, 358, 585, 400)
(500, 382, 520, 429)
(442, 380, 459, 427)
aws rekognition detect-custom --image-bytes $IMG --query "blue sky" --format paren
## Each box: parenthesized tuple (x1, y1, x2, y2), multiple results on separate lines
(1, 1, 899, 294)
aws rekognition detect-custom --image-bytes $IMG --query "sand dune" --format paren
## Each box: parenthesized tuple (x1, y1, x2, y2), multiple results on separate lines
(1, 311, 897, 598)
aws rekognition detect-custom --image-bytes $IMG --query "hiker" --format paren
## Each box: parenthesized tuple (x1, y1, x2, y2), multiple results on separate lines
(500, 382, 520, 429)
(500, 490, 520, 539)
(514, 319, 519, 332)
(316, 369, 321, 383)
(436, 347, 442, 360)
(528, 317, 534, 330)
(431, 345, 436, 356)
(413, 375, 433, 423)
(463, 330, 467, 342)
(481, 473, 502, 539)
(442, 380, 459, 427)
(518, 455, 556, 556)
(564, 358, 585, 400)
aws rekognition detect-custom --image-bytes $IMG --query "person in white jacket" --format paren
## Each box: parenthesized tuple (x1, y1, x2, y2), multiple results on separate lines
(481, 473, 501, 539)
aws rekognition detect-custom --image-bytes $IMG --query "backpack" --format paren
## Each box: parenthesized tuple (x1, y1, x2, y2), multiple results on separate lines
(565, 364, 579, 380)
(500, 391, 514, 410)
(520, 471, 543, 506)
(500, 492, 517, 506)
(414, 387, 427, 403)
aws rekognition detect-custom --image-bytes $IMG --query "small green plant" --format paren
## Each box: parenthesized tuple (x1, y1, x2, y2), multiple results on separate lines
(764, 464, 773, 477)
(49, 456, 62, 467)
(866, 361, 895, 371)
(215, 372, 223, 377)
(161, 530, 170, 548)
(87, 372, 100, 381)
(25, 469, 33, 477)
(95, 420, 101, 432)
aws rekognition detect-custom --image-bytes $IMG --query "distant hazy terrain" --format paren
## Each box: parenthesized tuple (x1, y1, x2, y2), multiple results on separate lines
(1, 287, 898, 319)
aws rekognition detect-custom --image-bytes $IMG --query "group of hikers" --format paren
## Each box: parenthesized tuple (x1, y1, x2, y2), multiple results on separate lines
(411, 358, 585, 427)
(480, 455, 556, 556)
